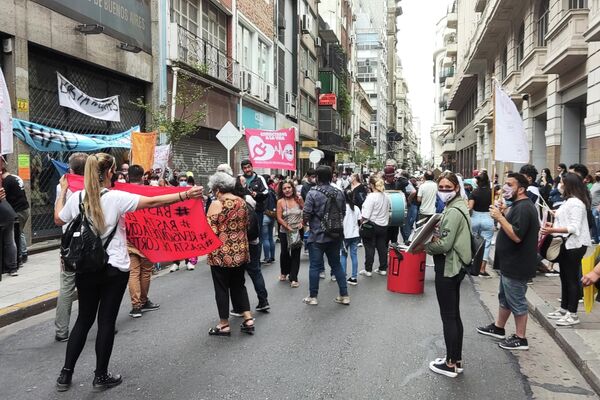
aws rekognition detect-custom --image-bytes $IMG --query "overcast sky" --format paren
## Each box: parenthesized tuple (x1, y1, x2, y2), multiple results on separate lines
(397, 0, 453, 160)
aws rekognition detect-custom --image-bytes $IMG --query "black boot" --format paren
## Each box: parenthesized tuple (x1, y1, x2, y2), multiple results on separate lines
(92, 372, 122, 392)
(56, 368, 73, 392)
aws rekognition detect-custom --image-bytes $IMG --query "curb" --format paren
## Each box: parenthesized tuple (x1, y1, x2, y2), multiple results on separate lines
(526, 287, 600, 395)
(0, 291, 58, 329)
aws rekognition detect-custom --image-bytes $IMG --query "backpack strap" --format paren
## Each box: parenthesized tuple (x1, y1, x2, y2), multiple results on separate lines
(315, 186, 335, 199)
(448, 206, 472, 266)
(79, 190, 118, 250)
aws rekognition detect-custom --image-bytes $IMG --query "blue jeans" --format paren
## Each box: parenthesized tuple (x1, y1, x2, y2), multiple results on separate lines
(308, 241, 348, 298)
(402, 204, 419, 242)
(242, 243, 268, 306)
(471, 211, 494, 262)
(340, 237, 360, 279)
(261, 215, 276, 260)
(592, 208, 600, 243)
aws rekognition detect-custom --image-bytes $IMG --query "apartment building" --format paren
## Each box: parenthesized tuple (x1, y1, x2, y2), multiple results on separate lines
(395, 62, 418, 171)
(444, 0, 600, 175)
(385, 0, 402, 161)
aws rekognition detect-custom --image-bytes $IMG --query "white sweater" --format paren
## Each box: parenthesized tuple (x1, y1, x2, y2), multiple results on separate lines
(361, 192, 390, 226)
(554, 197, 592, 249)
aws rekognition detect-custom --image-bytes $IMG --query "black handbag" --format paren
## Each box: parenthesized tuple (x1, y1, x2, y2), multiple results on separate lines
(359, 220, 375, 239)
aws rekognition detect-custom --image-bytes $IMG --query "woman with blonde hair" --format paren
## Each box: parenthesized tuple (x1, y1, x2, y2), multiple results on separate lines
(359, 177, 390, 277)
(54, 153, 203, 392)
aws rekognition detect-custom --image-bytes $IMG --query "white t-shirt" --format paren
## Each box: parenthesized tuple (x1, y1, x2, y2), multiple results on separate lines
(59, 189, 140, 272)
(418, 180, 438, 215)
(362, 192, 390, 226)
(343, 204, 361, 239)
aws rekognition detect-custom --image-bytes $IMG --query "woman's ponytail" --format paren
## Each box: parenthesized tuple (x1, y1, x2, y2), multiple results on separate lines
(83, 153, 114, 233)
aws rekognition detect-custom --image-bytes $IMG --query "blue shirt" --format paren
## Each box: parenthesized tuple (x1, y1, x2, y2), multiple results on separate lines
(303, 184, 345, 243)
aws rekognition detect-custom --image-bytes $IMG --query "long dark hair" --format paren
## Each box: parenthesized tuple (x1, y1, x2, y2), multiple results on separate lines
(562, 172, 591, 208)
(233, 176, 249, 198)
(345, 189, 355, 210)
(277, 179, 300, 202)
(475, 171, 490, 188)
(541, 168, 554, 185)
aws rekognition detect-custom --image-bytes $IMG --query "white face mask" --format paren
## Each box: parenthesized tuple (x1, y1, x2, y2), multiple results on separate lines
(117, 179, 126, 184)
(179, 181, 188, 187)
(438, 191, 456, 204)
(150, 180, 159, 186)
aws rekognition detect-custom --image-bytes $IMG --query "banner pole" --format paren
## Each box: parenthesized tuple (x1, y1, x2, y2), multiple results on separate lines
(491, 78, 497, 205)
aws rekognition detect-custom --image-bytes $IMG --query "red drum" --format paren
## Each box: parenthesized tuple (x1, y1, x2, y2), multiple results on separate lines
(387, 248, 426, 294)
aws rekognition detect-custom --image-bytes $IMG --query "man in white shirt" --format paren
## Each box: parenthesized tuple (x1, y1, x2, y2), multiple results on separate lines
(417, 171, 437, 227)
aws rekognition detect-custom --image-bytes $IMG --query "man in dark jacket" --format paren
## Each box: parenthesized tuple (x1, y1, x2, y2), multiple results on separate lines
(301, 168, 317, 200)
(1, 156, 29, 265)
(0, 185, 18, 276)
(241, 159, 269, 261)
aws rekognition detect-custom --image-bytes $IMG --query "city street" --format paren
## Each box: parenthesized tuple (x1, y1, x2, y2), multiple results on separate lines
(0, 249, 597, 399)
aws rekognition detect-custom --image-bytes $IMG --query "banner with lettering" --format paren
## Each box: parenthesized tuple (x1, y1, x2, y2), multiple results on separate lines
(153, 144, 171, 170)
(0, 67, 12, 155)
(245, 128, 296, 171)
(65, 174, 222, 262)
(131, 131, 157, 172)
(58, 72, 121, 122)
(13, 118, 138, 152)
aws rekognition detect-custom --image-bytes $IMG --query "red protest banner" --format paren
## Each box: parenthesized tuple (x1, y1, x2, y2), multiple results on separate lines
(245, 128, 296, 171)
(65, 174, 222, 262)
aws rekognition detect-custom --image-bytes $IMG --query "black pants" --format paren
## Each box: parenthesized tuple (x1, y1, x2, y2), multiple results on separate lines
(558, 246, 587, 313)
(280, 231, 302, 282)
(243, 243, 268, 306)
(434, 255, 465, 364)
(387, 225, 400, 244)
(364, 223, 388, 272)
(63, 266, 129, 375)
(210, 265, 250, 320)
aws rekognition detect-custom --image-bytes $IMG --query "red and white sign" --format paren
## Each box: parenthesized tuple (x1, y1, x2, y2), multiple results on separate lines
(245, 128, 296, 171)
(319, 93, 337, 109)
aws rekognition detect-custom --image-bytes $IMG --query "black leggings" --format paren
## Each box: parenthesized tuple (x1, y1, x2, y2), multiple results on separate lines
(280, 231, 302, 282)
(364, 223, 388, 271)
(210, 266, 250, 320)
(434, 255, 465, 364)
(558, 246, 587, 313)
(63, 267, 129, 375)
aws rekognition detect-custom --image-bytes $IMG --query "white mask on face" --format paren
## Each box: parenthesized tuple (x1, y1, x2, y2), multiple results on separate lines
(438, 191, 456, 204)
(150, 180, 159, 186)
(117, 179, 126, 184)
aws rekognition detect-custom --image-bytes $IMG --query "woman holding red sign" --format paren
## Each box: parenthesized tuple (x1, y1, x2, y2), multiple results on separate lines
(53, 153, 203, 393)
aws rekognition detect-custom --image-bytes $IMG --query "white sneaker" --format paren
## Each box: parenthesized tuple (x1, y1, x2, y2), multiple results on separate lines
(186, 262, 195, 271)
(331, 276, 337, 282)
(303, 296, 318, 305)
(374, 269, 387, 276)
(556, 312, 580, 327)
(359, 270, 372, 277)
(547, 308, 566, 320)
(170, 264, 179, 273)
(319, 272, 326, 279)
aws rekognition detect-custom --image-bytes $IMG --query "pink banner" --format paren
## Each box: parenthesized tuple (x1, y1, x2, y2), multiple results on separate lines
(245, 128, 296, 171)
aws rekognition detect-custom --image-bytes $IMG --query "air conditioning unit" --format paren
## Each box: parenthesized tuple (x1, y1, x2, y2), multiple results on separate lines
(315, 37, 322, 47)
(242, 71, 252, 92)
(301, 15, 311, 34)
(315, 80, 322, 89)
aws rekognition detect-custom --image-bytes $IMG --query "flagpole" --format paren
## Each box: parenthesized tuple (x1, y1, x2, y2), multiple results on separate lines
(491, 78, 496, 205)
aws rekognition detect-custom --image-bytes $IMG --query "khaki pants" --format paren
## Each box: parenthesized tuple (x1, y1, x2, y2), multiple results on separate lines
(128, 253, 154, 309)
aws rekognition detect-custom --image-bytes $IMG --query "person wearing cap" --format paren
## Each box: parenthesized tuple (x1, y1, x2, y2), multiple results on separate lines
(241, 160, 270, 260)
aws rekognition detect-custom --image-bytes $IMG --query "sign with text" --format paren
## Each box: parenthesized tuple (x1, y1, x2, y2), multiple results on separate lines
(245, 128, 296, 171)
(65, 174, 222, 262)
(0, 67, 12, 155)
(17, 154, 30, 180)
(58, 73, 121, 122)
(319, 93, 337, 109)
(34, 0, 151, 53)
(153, 144, 171, 170)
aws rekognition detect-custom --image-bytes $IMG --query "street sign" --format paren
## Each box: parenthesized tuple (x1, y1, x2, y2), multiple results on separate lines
(302, 140, 318, 148)
(216, 121, 243, 151)
(309, 150, 323, 164)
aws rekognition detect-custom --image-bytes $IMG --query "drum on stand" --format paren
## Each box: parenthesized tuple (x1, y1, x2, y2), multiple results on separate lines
(386, 191, 406, 226)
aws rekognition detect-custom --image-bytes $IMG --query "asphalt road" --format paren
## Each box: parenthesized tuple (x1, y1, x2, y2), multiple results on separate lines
(0, 248, 534, 399)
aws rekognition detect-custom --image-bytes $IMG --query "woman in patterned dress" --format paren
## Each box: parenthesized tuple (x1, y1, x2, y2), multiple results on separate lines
(206, 172, 255, 336)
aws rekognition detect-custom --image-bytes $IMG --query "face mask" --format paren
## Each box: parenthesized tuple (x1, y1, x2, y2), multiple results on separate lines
(179, 181, 188, 187)
(150, 180, 159, 186)
(117, 179, 126, 184)
(438, 191, 456, 204)
(502, 184, 514, 200)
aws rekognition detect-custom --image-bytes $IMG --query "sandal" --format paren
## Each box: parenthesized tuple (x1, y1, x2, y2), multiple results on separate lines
(279, 274, 287, 281)
(290, 281, 299, 288)
(240, 318, 255, 335)
(208, 324, 231, 336)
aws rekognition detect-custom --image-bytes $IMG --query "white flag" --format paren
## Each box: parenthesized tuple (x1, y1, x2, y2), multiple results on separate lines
(0, 67, 12, 155)
(57, 72, 121, 122)
(494, 84, 529, 163)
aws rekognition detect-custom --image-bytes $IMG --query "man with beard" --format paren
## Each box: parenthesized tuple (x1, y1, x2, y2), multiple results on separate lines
(477, 173, 539, 350)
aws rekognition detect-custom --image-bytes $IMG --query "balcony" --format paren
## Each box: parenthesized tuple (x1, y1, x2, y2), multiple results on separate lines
(442, 138, 456, 153)
(442, 56, 454, 67)
(585, 2, 600, 41)
(543, 9, 589, 74)
(475, 0, 486, 13)
(445, 43, 457, 57)
(318, 131, 349, 152)
(517, 48, 548, 94)
(445, 76, 455, 89)
(475, 98, 493, 126)
(444, 110, 457, 120)
(447, 13, 458, 29)
(169, 23, 240, 89)
(501, 70, 521, 96)
(239, 69, 278, 108)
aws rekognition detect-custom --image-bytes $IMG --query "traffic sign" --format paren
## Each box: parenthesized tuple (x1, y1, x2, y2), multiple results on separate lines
(216, 121, 243, 151)
(309, 150, 323, 164)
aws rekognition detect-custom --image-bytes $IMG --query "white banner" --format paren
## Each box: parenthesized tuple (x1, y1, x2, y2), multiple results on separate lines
(57, 72, 121, 122)
(153, 144, 171, 170)
(0, 67, 13, 155)
(494, 84, 529, 163)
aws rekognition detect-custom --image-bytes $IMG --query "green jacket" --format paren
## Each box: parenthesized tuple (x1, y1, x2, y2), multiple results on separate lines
(424, 196, 472, 278)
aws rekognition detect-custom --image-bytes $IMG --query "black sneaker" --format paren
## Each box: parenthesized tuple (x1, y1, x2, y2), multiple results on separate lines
(92, 372, 122, 392)
(55, 335, 69, 342)
(476, 323, 506, 339)
(479, 271, 492, 278)
(129, 308, 142, 318)
(499, 334, 529, 350)
(56, 368, 73, 392)
(141, 300, 160, 312)
(230, 310, 243, 317)
(428, 360, 458, 378)
(256, 302, 271, 312)
(347, 277, 358, 286)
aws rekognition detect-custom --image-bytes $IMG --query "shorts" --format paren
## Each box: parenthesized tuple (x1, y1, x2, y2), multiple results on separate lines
(498, 274, 529, 316)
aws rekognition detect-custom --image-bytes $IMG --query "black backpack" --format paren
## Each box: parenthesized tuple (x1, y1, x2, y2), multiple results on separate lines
(60, 192, 118, 274)
(314, 186, 344, 239)
(455, 209, 485, 276)
(246, 202, 260, 242)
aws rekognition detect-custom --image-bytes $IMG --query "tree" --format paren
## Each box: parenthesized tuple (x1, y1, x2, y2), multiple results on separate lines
(133, 70, 209, 146)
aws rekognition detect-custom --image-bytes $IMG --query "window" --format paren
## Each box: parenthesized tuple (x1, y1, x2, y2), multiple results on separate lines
(300, 93, 307, 118)
(299, 0, 318, 37)
(258, 40, 269, 80)
(202, 1, 227, 52)
(456, 91, 477, 133)
(236, 22, 273, 83)
(308, 98, 315, 121)
(516, 23, 525, 69)
(300, 46, 308, 74)
(238, 24, 252, 68)
(538, 0, 549, 46)
(308, 55, 317, 81)
(172, 0, 199, 35)
(569, 0, 588, 9)
(500, 46, 507, 80)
